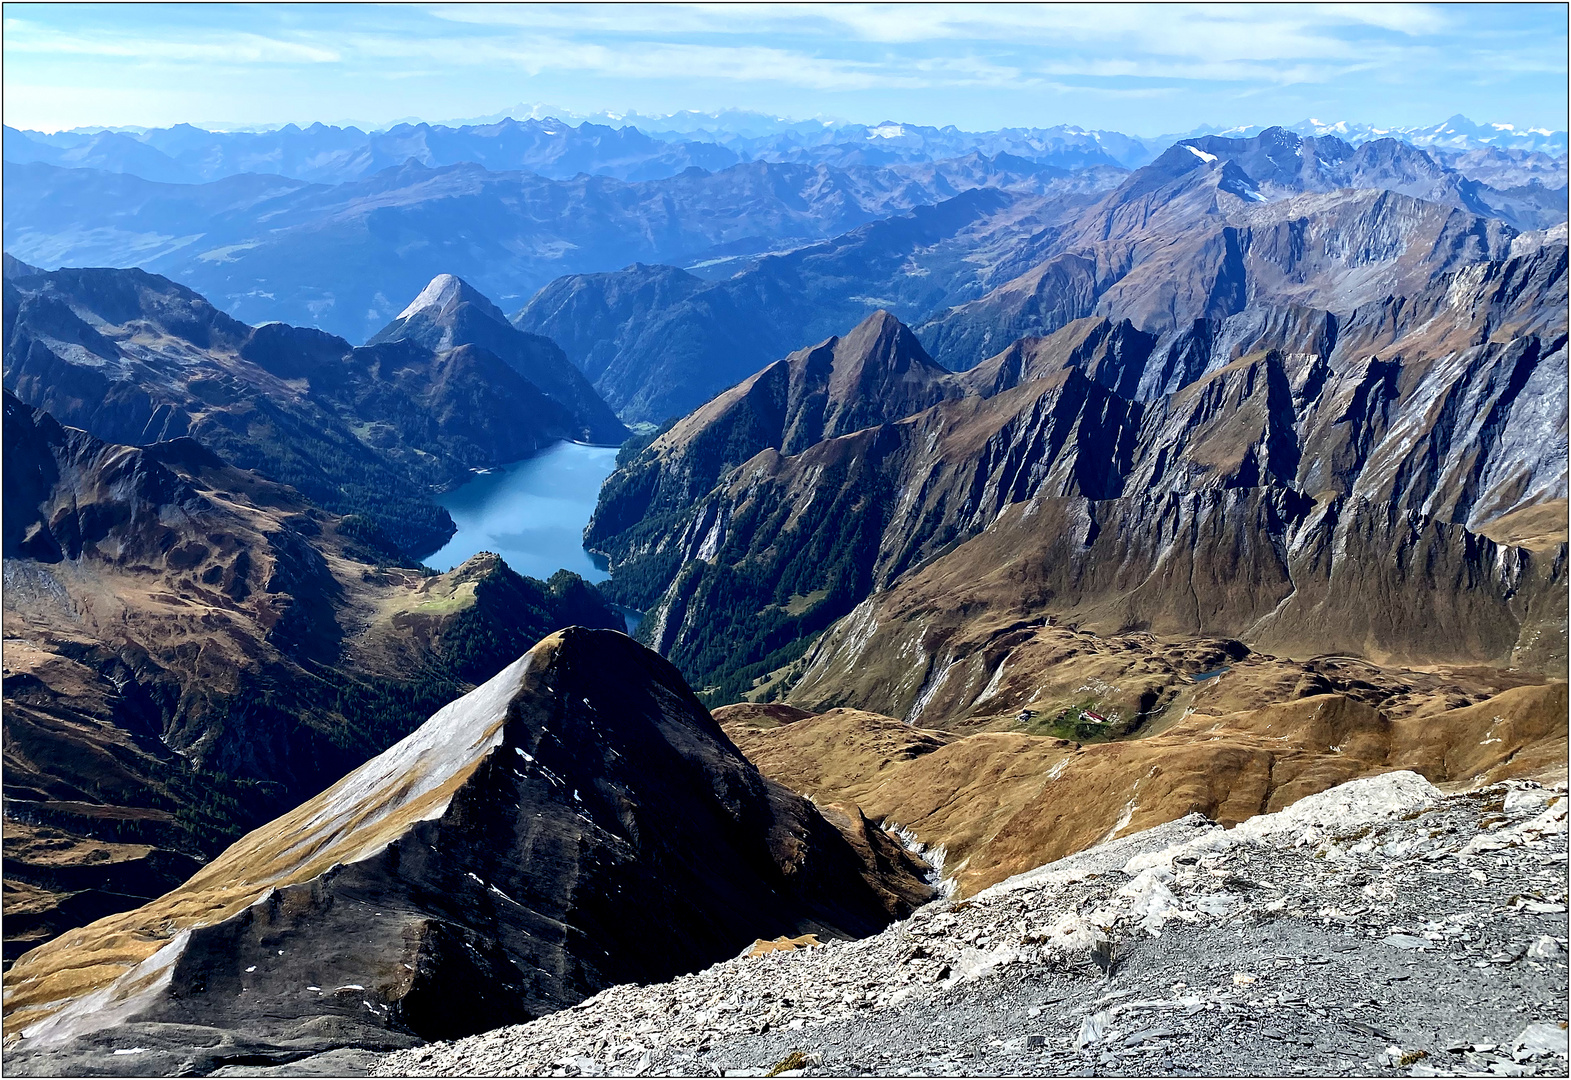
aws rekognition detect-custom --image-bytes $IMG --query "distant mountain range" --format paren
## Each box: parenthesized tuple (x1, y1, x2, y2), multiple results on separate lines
(6, 112, 1564, 188)
(518, 126, 1569, 423)
(1, 152, 1096, 344)
(5, 122, 1564, 390)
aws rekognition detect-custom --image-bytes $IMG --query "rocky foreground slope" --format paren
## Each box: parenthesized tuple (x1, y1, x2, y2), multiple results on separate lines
(378, 772, 1569, 1078)
(1, 629, 931, 1074)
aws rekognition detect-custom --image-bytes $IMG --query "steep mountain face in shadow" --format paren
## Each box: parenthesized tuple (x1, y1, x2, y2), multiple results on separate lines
(3, 629, 932, 1071)
(3, 264, 622, 555)
(1, 393, 623, 965)
(588, 310, 961, 562)
(587, 228, 1566, 703)
(2, 155, 1101, 344)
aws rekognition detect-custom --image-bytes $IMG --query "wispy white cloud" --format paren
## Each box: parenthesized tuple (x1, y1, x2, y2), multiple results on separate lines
(0, 9, 1454, 95)
(2, 18, 341, 64)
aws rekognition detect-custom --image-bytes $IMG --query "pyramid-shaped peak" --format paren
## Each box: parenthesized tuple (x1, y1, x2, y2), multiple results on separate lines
(837, 310, 942, 372)
(396, 273, 510, 326)
(4, 625, 929, 1049)
(843, 308, 909, 342)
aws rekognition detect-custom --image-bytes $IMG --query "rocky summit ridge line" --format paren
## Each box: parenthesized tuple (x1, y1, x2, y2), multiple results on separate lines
(367, 274, 626, 446)
(1, 629, 933, 1074)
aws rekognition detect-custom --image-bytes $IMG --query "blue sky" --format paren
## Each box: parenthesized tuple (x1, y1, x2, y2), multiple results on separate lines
(3, 3, 1566, 135)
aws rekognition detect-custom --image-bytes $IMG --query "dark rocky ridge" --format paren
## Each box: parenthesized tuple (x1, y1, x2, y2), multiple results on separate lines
(1, 392, 623, 963)
(587, 310, 961, 556)
(3, 263, 622, 555)
(2, 629, 933, 1072)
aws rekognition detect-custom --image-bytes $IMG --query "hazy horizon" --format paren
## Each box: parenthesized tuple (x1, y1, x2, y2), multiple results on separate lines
(10, 103, 1568, 141)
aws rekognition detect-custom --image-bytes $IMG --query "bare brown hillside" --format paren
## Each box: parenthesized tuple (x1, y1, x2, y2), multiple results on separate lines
(721, 642, 1567, 897)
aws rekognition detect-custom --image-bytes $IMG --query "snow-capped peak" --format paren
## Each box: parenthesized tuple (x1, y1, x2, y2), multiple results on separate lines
(398, 274, 470, 320)
(395, 273, 508, 326)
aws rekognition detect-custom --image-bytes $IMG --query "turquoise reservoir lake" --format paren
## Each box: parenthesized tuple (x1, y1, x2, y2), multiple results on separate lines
(425, 442, 620, 583)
